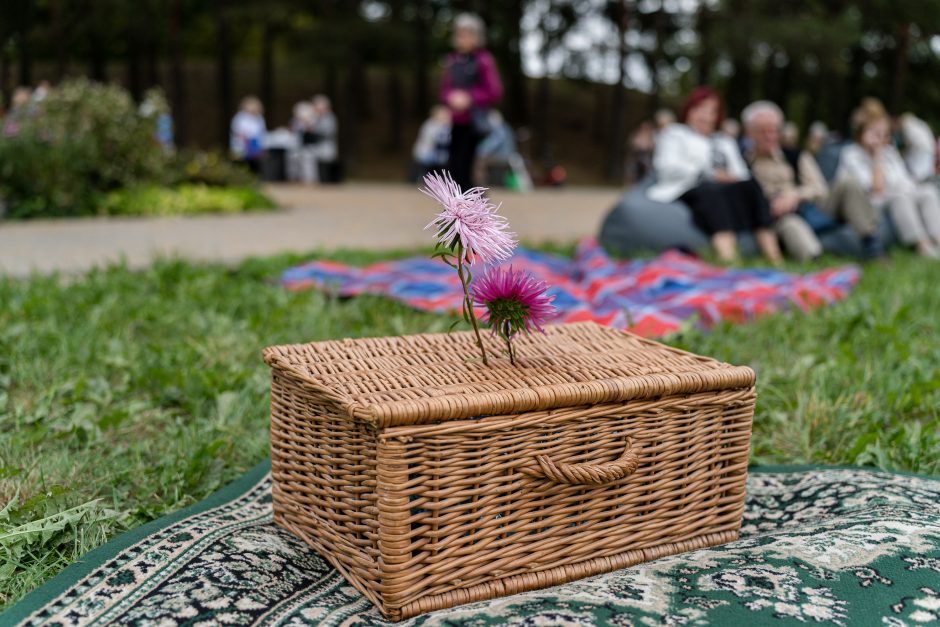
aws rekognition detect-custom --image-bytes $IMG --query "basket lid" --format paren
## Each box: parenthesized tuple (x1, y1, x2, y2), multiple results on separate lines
(262, 321, 755, 428)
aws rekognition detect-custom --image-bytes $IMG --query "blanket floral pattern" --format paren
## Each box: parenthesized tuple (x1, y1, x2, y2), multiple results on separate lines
(10, 467, 940, 626)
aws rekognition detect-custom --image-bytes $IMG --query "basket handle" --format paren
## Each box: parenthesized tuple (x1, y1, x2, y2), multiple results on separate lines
(521, 438, 639, 485)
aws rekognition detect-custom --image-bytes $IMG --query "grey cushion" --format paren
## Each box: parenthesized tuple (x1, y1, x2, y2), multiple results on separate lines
(598, 179, 753, 257)
(599, 178, 898, 259)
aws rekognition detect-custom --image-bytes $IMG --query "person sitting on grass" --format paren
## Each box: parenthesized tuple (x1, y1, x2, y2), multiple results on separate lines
(647, 86, 782, 264)
(743, 100, 884, 261)
(839, 99, 940, 259)
(896, 112, 937, 184)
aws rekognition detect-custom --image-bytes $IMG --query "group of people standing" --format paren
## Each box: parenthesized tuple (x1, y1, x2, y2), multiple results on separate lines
(643, 87, 940, 263)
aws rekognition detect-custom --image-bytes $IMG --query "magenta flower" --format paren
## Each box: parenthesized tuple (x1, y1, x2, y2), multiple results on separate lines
(421, 170, 516, 265)
(472, 266, 557, 364)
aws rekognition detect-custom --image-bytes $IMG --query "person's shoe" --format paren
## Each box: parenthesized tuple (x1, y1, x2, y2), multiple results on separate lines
(916, 241, 940, 259)
(860, 235, 885, 261)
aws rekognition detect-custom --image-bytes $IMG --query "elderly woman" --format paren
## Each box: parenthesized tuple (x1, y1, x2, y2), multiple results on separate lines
(839, 100, 940, 258)
(647, 87, 781, 263)
(439, 13, 503, 191)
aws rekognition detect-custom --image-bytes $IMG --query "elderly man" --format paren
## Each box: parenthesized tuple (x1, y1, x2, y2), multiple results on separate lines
(742, 101, 883, 260)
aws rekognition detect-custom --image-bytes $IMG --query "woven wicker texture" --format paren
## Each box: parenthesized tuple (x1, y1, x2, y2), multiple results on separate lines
(263, 321, 755, 427)
(266, 322, 755, 621)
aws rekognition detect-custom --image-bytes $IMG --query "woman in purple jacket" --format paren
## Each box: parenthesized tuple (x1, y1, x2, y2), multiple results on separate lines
(440, 13, 504, 190)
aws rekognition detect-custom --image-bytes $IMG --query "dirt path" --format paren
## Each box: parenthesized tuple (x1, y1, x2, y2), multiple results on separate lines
(0, 183, 620, 277)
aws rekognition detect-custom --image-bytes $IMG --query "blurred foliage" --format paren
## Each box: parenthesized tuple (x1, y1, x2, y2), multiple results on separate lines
(0, 79, 170, 218)
(0, 80, 270, 219)
(4, 1, 940, 179)
(169, 150, 259, 188)
(101, 184, 275, 217)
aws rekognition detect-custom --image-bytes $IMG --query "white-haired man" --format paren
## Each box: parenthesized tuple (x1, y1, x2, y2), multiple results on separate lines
(742, 101, 883, 260)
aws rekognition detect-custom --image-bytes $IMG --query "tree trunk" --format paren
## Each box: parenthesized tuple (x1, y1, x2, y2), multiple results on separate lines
(412, 0, 430, 119)
(17, 0, 33, 87)
(591, 80, 607, 144)
(695, 4, 712, 85)
(354, 62, 371, 121)
(126, 17, 143, 101)
(890, 22, 911, 114)
(726, 56, 753, 116)
(0, 50, 9, 109)
(52, 0, 68, 79)
(261, 20, 275, 120)
(776, 57, 793, 114)
(606, 1, 628, 182)
(500, 0, 528, 125)
(826, 62, 847, 135)
(143, 0, 160, 87)
(648, 8, 667, 114)
(385, 0, 404, 151)
(607, 78, 627, 181)
(215, 0, 233, 148)
(323, 64, 338, 102)
(343, 45, 363, 171)
(386, 69, 403, 152)
(168, 0, 187, 145)
(846, 45, 865, 121)
(533, 76, 551, 166)
(725, 0, 753, 115)
(88, 0, 107, 82)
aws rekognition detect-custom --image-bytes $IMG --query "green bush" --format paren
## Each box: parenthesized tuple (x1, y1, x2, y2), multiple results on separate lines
(0, 80, 171, 218)
(100, 184, 276, 217)
(170, 150, 258, 188)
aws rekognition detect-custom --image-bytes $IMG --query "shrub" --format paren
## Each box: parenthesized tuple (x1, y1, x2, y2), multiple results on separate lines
(100, 184, 276, 217)
(170, 150, 258, 188)
(0, 80, 172, 218)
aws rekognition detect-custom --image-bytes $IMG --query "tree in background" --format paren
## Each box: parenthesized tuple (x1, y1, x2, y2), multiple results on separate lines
(4, 0, 940, 182)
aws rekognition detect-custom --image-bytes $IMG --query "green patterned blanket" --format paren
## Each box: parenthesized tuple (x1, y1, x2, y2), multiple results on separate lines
(4, 462, 939, 626)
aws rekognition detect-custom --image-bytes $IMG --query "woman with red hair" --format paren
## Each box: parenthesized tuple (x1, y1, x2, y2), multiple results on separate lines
(647, 87, 781, 263)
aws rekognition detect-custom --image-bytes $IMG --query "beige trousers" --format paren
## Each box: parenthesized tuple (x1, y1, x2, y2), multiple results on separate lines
(776, 178, 884, 261)
(775, 214, 820, 261)
(886, 184, 940, 245)
(822, 178, 880, 236)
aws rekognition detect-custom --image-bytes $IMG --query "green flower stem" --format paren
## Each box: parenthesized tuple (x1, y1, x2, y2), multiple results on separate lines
(505, 337, 517, 366)
(456, 243, 489, 366)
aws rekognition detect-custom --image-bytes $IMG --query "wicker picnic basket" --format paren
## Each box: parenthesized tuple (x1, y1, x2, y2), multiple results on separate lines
(263, 321, 755, 621)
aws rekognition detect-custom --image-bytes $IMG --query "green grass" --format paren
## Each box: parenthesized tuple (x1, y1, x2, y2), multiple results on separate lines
(1, 248, 938, 610)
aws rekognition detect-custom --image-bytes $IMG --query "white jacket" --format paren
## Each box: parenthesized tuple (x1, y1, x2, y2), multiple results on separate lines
(837, 143, 916, 205)
(646, 124, 750, 203)
(899, 115, 936, 182)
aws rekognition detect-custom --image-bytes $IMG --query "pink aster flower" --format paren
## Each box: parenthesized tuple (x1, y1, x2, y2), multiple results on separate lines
(421, 170, 516, 265)
(472, 266, 557, 365)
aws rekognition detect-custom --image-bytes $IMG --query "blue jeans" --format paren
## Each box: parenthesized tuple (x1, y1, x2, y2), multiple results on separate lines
(797, 202, 839, 234)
